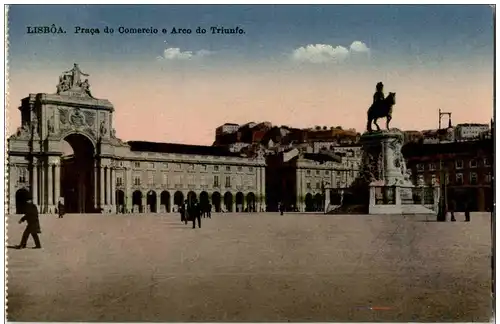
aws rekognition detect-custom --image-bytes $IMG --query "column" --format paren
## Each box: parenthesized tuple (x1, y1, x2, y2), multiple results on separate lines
(295, 168, 301, 211)
(125, 168, 132, 213)
(110, 168, 116, 212)
(40, 161, 45, 213)
(156, 190, 161, 213)
(47, 162, 54, 210)
(256, 166, 261, 210)
(142, 195, 147, 213)
(169, 193, 173, 213)
(94, 163, 99, 209)
(324, 188, 330, 213)
(261, 167, 266, 211)
(54, 162, 61, 206)
(32, 159, 38, 207)
(100, 165, 105, 210)
(106, 167, 111, 211)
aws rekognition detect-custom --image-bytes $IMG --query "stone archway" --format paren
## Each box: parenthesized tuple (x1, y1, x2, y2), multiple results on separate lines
(211, 192, 221, 212)
(246, 192, 256, 212)
(60, 133, 96, 213)
(147, 190, 157, 213)
(314, 193, 324, 212)
(199, 191, 209, 211)
(116, 190, 125, 213)
(305, 193, 314, 212)
(160, 191, 171, 213)
(187, 191, 197, 207)
(235, 192, 244, 212)
(132, 190, 143, 213)
(174, 191, 184, 209)
(15, 188, 30, 214)
(224, 192, 233, 212)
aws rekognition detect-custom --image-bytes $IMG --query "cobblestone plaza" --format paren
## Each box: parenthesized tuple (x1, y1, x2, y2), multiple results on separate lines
(7, 212, 492, 322)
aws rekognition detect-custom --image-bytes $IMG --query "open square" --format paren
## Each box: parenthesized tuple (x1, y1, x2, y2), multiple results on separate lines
(6, 212, 492, 322)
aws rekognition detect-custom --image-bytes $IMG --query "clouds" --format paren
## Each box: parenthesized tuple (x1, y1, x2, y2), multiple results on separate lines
(157, 47, 214, 61)
(291, 41, 370, 64)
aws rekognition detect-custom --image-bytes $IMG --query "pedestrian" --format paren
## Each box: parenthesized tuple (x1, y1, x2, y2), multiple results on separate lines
(279, 202, 284, 216)
(15, 196, 42, 249)
(208, 203, 212, 218)
(192, 200, 201, 229)
(465, 201, 471, 222)
(57, 199, 65, 219)
(449, 199, 456, 222)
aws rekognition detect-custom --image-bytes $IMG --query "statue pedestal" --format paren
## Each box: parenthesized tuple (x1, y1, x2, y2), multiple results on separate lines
(360, 129, 436, 215)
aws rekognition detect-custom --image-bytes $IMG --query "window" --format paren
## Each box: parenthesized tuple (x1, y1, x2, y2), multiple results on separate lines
(485, 172, 492, 183)
(163, 162, 168, 168)
(306, 170, 311, 175)
(148, 171, 154, 185)
(18, 169, 26, 183)
(162, 173, 168, 185)
(429, 163, 436, 171)
(325, 170, 329, 175)
(249, 166, 253, 172)
(455, 160, 464, 169)
(213, 175, 219, 187)
(225, 176, 231, 188)
(306, 182, 311, 189)
(177, 163, 182, 170)
(484, 158, 491, 167)
(133, 176, 141, 186)
(469, 159, 477, 168)
(134, 162, 141, 168)
(456, 173, 464, 185)
(336, 180, 341, 188)
(149, 162, 155, 169)
(189, 164, 194, 170)
(316, 170, 320, 175)
(315, 182, 320, 189)
(214, 165, 219, 171)
(226, 166, 231, 172)
(116, 177, 123, 186)
(202, 164, 207, 171)
(237, 166, 243, 172)
(470, 172, 478, 185)
(416, 163, 424, 172)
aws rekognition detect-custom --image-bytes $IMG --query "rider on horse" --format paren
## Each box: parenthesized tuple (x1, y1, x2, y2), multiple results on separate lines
(373, 82, 385, 107)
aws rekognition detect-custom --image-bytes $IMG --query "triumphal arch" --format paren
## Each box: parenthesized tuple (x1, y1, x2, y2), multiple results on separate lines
(8, 64, 130, 214)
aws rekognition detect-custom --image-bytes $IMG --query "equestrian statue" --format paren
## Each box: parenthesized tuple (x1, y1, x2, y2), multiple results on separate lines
(366, 82, 396, 132)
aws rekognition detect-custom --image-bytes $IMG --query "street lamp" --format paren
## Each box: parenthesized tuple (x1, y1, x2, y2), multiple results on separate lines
(437, 109, 452, 221)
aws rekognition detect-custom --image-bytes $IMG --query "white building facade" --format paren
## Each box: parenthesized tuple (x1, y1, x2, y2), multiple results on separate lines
(7, 65, 266, 215)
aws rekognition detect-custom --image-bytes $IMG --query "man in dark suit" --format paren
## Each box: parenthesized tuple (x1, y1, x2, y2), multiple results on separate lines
(16, 197, 42, 249)
(207, 203, 212, 219)
(191, 200, 201, 229)
(57, 200, 65, 219)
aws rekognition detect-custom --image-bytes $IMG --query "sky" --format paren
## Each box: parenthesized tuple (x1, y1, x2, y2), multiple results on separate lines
(6, 5, 494, 145)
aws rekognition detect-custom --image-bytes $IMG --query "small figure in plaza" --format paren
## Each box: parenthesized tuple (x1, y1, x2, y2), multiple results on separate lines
(57, 199, 65, 219)
(15, 196, 42, 249)
(180, 201, 186, 223)
(207, 203, 212, 218)
(191, 200, 202, 229)
(366, 82, 397, 132)
(279, 202, 284, 215)
(448, 199, 456, 222)
(464, 200, 471, 222)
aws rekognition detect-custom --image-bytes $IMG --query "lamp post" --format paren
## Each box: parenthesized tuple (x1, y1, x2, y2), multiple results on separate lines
(437, 109, 452, 221)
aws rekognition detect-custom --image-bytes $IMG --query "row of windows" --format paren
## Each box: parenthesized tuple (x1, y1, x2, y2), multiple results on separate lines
(424, 172, 492, 185)
(124, 175, 237, 188)
(305, 181, 331, 189)
(416, 157, 491, 172)
(306, 170, 330, 176)
(129, 161, 254, 173)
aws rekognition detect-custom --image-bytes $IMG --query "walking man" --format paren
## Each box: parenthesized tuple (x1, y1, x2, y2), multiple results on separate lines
(57, 199, 65, 219)
(16, 196, 42, 249)
(191, 200, 201, 229)
(207, 203, 212, 218)
(464, 201, 471, 222)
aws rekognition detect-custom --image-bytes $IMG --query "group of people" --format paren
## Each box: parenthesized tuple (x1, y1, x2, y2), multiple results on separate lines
(438, 199, 471, 222)
(178, 200, 213, 229)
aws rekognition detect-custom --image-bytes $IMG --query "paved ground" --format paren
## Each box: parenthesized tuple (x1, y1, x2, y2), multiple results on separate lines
(6, 212, 492, 322)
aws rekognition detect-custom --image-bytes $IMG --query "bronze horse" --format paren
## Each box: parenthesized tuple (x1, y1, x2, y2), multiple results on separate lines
(366, 92, 396, 132)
